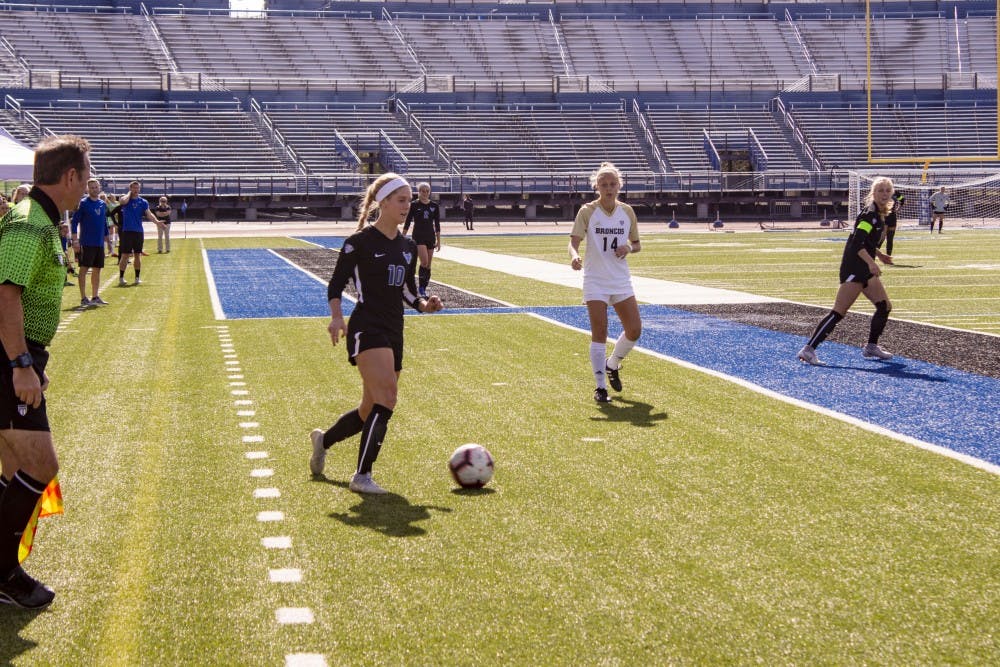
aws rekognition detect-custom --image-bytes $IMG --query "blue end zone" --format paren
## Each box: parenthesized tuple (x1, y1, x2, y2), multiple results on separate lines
(206, 248, 353, 319)
(531, 305, 1000, 468)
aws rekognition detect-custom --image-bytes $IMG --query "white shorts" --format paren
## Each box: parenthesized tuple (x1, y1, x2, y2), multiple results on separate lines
(582, 288, 635, 306)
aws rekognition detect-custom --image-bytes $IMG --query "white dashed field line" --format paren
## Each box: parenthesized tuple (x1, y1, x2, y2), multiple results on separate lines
(209, 324, 325, 665)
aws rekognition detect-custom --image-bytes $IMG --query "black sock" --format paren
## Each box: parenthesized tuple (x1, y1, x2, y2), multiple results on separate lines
(120, 269, 125, 279)
(807, 310, 844, 349)
(135, 269, 140, 280)
(323, 409, 363, 449)
(0, 471, 46, 575)
(869, 300, 891, 344)
(356, 404, 393, 475)
(418, 266, 430, 291)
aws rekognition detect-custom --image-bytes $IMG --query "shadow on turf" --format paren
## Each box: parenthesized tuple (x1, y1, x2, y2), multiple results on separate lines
(822, 361, 948, 382)
(591, 398, 668, 427)
(0, 608, 41, 663)
(319, 479, 453, 537)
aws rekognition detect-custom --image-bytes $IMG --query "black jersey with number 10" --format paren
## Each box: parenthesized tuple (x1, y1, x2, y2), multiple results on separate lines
(327, 225, 422, 336)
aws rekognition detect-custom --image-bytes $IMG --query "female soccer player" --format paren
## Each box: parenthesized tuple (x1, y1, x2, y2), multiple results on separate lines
(309, 173, 443, 494)
(798, 176, 897, 365)
(402, 181, 440, 297)
(568, 162, 642, 403)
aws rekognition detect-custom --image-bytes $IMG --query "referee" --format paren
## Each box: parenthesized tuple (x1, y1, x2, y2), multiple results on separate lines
(0, 134, 92, 608)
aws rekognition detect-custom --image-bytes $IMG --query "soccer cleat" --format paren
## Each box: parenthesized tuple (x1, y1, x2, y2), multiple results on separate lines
(118, 277, 127, 287)
(134, 278, 142, 286)
(862, 343, 893, 360)
(79, 297, 91, 308)
(593, 387, 612, 403)
(605, 360, 622, 392)
(309, 428, 326, 476)
(0, 566, 55, 610)
(349, 472, 388, 495)
(797, 345, 825, 366)
(90, 296, 108, 306)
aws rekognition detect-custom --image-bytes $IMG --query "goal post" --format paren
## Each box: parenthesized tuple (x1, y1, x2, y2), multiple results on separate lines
(849, 169, 1000, 227)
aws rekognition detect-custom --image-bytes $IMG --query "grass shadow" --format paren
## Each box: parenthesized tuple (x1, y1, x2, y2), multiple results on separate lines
(0, 606, 43, 663)
(590, 398, 668, 427)
(324, 480, 453, 537)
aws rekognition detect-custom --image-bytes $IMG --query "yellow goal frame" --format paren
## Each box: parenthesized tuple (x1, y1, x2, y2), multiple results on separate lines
(866, 0, 1000, 163)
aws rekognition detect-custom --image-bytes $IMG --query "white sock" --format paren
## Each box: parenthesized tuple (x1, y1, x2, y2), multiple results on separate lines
(607, 333, 636, 370)
(590, 342, 607, 389)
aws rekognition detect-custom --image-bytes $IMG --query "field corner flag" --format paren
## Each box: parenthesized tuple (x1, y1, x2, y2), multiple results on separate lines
(18, 477, 64, 564)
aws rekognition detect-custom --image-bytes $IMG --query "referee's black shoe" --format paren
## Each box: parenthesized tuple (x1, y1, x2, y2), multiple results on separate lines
(605, 362, 622, 392)
(0, 566, 55, 609)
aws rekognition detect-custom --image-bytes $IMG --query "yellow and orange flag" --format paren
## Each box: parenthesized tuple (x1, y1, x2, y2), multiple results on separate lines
(18, 477, 63, 564)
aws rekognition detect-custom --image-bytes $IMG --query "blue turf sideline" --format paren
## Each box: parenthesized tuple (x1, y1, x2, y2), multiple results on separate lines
(533, 305, 1000, 470)
(206, 248, 353, 319)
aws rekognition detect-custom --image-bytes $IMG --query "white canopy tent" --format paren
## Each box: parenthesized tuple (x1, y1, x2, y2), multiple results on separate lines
(0, 130, 33, 181)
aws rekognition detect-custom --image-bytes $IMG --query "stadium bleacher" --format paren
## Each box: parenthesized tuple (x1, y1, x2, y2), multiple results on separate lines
(0, 1, 994, 205)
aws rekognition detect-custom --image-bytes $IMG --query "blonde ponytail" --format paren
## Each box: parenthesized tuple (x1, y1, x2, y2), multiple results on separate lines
(356, 172, 409, 231)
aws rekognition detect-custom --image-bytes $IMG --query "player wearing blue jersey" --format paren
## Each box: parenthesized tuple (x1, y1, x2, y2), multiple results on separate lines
(309, 173, 443, 495)
(70, 178, 109, 307)
(798, 176, 896, 365)
(116, 181, 163, 286)
(402, 182, 441, 297)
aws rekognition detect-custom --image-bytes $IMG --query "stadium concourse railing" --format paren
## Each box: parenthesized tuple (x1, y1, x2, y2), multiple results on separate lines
(100, 170, 849, 198)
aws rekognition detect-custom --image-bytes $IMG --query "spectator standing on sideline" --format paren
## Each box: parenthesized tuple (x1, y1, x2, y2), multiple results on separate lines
(99, 192, 116, 256)
(568, 162, 643, 404)
(116, 181, 163, 286)
(11, 184, 29, 205)
(58, 221, 75, 287)
(402, 182, 440, 297)
(928, 186, 949, 233)
(463, 194, 474, 230)
(0, 134, 92, 609)
(71, 178, 110, 307)
(153, 196, 172, 253)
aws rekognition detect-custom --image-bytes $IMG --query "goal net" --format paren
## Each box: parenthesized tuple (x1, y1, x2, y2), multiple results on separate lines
(849, 169, 1000, 228)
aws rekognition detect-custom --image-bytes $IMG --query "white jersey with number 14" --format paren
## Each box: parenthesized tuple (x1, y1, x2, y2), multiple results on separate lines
(572, 200, 640, 293)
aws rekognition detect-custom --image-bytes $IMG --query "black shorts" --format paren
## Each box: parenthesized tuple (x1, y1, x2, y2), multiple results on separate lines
(78, 245, 105, 268)
(840, 259, 873, 287)
(0, 340, 50, 432)
(412, 229, 437, 247)
(119, 231, 144, 254)
(346, 320, 404, 371)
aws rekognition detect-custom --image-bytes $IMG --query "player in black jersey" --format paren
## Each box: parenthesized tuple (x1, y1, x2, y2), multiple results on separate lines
(798, 176, 896, 366)
(402, 182, 441, 297)
(309, 173, 443, 494)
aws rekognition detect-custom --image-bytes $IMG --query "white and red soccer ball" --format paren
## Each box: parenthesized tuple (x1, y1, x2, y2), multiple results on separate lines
(448, 444, 494, 489)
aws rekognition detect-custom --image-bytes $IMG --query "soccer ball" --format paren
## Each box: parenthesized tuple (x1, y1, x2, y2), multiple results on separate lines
(448, 444, 494, 489)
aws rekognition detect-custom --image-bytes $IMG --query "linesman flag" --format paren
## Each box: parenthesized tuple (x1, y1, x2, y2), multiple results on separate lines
(18, 478, 63, 564)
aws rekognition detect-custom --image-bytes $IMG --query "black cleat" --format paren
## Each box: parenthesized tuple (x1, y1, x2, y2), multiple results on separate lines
(605, 362, 622, 392)
(0, 566, 55, 609)
(594, 388, 612, 403)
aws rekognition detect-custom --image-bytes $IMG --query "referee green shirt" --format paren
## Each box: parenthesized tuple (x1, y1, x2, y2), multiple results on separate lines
(0, 187, 66, 346)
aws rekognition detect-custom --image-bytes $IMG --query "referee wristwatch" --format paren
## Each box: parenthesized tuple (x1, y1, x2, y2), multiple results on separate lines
(9, 352, 33, 369)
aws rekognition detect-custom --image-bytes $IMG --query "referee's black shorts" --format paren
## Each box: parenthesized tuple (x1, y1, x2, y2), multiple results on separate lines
(0, 340, 51, 432)
(346, 318, 404, 372)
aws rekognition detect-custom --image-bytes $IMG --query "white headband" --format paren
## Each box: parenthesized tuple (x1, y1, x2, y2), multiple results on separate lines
(374, 177, 410, 203)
